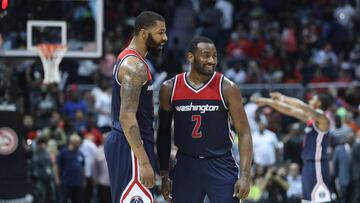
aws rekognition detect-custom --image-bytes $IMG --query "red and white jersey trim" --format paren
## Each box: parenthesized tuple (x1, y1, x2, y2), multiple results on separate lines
(114, 48, 152, 86)
(183, 72, 216, 93)
(171, 71, 228, 109)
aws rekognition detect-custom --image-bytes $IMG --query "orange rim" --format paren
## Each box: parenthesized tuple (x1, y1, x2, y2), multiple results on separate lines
(37, 43, 66, 59)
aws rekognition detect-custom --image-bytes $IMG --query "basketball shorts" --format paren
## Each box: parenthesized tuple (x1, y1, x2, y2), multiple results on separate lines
(170, 151, 239, 203)
(104, 129, 157, 203)
(302, 161, 331, 202)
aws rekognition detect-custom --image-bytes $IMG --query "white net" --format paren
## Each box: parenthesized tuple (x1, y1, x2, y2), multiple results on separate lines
(37, 44, 67, 84)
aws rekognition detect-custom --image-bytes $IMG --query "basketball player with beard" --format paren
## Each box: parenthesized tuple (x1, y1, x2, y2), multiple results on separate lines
(104, 11, 167, 203)
(157, 36, 253, 202)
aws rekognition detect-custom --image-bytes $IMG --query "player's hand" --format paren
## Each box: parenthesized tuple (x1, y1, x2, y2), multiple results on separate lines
(233, 176, 250, 200)
(139, 162, 155, 188)
(252, 97, 268, 107)
(270, 92, 284, 101)
(161, 176, 173, 202)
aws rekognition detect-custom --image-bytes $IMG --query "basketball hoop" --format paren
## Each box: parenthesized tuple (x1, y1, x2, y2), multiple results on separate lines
(37, 43, 67, 84)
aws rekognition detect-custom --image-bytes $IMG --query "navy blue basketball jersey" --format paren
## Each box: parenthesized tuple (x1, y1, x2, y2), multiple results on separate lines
(302, 120, 329, 162)
(111, 48, 154, 142)
(171, 72, 233, 157)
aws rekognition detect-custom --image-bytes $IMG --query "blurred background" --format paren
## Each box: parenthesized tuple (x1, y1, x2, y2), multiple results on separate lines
(0, 0, 360, 203)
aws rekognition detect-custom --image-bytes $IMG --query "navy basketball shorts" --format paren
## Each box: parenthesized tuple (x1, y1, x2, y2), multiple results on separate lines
(170, 151, 239, 203)
(302, 161, 330, 202)
(104, 129, 157, 203)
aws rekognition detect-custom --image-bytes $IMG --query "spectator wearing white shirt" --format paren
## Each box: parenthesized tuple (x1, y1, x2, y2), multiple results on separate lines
(244, 93, 267, 134)
(215, 0, 233, 31)
(93, 139, 111, 203)
(79, 134, 98, 203)
(313, 43, 338, 67)
(252, 118, 280, 167)
(91, 79, 112, 132)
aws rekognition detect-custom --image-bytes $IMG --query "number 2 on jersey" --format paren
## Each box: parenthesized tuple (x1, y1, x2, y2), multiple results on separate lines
(191, 115, 202, 138)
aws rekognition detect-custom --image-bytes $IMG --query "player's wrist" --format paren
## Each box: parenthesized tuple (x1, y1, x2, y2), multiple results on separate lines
(240, 171, 251, 180)
(160, 170, 169, 178)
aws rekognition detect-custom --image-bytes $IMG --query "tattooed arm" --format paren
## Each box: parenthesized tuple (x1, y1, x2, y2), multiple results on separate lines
(223, 77, 252, 200)
(118, 56, 154, 188)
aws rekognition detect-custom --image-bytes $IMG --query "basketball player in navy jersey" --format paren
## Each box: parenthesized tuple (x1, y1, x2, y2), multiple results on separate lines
(104, 11, 167, 203)
(253, 93, 332, 203)
(156, 36, 253, 203)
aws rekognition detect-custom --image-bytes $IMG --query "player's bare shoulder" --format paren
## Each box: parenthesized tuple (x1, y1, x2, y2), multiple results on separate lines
(161, 77, 175, 92)
(159, 77, 175, 110)
(222, 76, 239, 91)
(222, 76, 243, 103)
(118, 56, 148, 85)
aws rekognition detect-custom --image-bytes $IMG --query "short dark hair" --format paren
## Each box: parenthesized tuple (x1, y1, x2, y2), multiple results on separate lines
(188, 36, 214, 54)
(36, 136, 48, 145)
(316, 93, 332, 111)
(134, 11, 165, 35)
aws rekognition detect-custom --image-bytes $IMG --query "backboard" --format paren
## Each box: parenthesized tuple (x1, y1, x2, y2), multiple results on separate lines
(0, 0, 103, 58)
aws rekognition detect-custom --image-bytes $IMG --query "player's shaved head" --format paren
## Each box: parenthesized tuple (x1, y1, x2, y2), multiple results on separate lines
(134, 11, 165, 35)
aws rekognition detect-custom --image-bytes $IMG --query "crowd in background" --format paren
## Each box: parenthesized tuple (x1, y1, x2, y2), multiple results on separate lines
(1, 0, 360, 203)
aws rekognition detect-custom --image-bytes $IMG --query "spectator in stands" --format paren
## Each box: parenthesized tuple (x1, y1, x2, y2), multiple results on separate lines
(252, 117, 280, 167)
(47, 139, 60, 201)
(259, 166, 288, 203)
(246, 60, 263, 83)
(352, 130, 360, 203)
(63, 86, 88, 122)
(286, 163, 302, 203)
(349, 36, 360, 79)
(197, 0, 223, 50)
(56, 134, 85, 203)
(73, 110, 87, 134)
(42, 111, 67, 149)
(282, 122, 304, 166)
(161, 37, 184, 79)
(100, 53, 117, 78)
(310, 68, 331, 84)
(91, 78, 112, 132)
(79, 133, 97, 203)
(92, 133, 111, 203)
(82, 117, 103, 146)
(313, 43, 338, 68)
(23, 115, 38, 141)
(215, 0, 233, 50)
(331, 126, 352, 203)
(242, 32, 266, 61)
(246, 164, 267, 203)
(244, 94, 263, 134)
(31, 136, 56, 203)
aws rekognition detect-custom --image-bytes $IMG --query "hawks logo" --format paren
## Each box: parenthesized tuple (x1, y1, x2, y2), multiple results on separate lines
(130, 196, 144, 203)
(0, 127, 18, 155)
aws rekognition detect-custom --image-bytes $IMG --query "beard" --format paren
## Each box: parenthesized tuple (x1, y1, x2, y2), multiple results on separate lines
(146, 34, 162, 57)
(193, 58, 215, 76)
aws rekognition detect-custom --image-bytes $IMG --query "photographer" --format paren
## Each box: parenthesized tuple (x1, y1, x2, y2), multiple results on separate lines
(259, 166, 289, 203)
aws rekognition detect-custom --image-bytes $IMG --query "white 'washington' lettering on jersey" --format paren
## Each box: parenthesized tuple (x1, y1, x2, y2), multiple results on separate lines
(175, 102, 219, 113)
